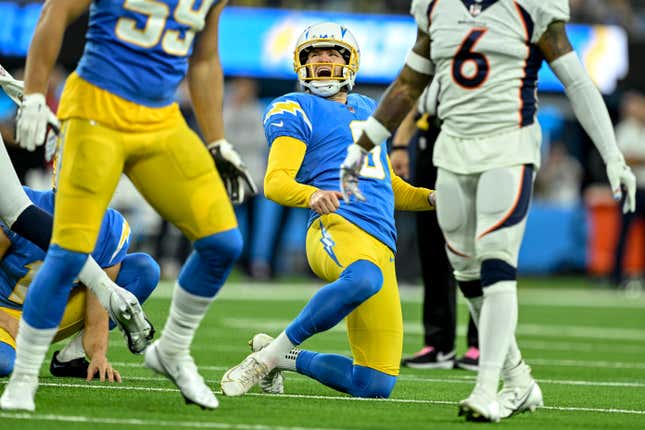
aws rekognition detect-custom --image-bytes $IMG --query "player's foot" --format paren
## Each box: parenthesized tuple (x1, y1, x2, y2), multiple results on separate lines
(0, 373, 38, 411)
(458, 388, 501, 423)
(401, 346, 455, 369)
(108, 287, 155, 354)
(49, 351, 96, 379)
(249, 333, 284, 394)
(454, 346, 479, 371)
(221, 352, 271, 396)
(498, 361, 543, 419)
(144, 340, 218, 409)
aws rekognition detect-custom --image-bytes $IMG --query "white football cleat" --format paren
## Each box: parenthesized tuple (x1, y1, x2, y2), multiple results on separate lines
(144, 340, 218, 409)
(108, 287, 154, 354)
(249, 333, 284, 394)
(498, 361, 543, 418)
(0, 373, 38, 411)
(221, 352, 270, 396)
(458, 389, 501, 423)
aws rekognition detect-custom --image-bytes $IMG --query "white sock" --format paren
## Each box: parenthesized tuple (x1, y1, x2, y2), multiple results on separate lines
(78, 258, 116, 309)
(57, 330, 85, 362)
(276, 348, 301, 372)
(158, 283, 213, 356)
(503, 337, 523, 371)
(257, 331, 296, 368)
(12, 318, 58, 378)
(476, 280, 518, 397)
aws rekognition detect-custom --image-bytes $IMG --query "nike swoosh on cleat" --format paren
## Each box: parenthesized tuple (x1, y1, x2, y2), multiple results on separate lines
(271, 121, 284, 127)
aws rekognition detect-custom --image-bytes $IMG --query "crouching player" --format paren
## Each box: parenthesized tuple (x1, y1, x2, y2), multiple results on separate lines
(221, 23, 435, 398)
(0, 187, 159, 381)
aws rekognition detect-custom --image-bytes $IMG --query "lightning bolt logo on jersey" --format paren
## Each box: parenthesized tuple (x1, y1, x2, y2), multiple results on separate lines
(77, 0, 220, 107)
(0, 188, 131, 311)
(263, 92, 398, 252)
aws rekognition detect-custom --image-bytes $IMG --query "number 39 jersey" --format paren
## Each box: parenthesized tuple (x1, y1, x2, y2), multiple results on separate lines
(77, 0, 221, 107)
(411, 0, 569, 138)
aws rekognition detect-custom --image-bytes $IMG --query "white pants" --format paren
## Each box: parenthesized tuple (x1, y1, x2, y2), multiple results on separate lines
(0, 134, 31, 226)
(435, 164, 535, 283)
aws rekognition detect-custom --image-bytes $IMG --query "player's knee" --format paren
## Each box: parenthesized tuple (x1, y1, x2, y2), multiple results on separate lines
(194, 228, 243, 266)
(348, 366, 396, 398)
(481, 258, 516, 288)
(341, 260, 383, 303)
(122, 252, 160, 299)
(0, 342, 16, 377)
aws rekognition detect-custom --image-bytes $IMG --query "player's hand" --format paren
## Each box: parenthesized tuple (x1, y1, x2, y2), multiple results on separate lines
(16, 93, 60, 152)
(340, 143, 367, 203)
(606, 156, 636, 213)
(309, 190, 344, 215)
(208, 139, 258, 205)
(390, 148, 410, 179)
(428, 190, 436, 208)
(87, 354, 121, 383)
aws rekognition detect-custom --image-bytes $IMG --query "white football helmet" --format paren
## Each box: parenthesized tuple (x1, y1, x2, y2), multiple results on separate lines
(293, 22, 360, 97)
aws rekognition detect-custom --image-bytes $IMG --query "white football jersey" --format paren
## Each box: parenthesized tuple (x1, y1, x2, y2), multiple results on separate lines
(410, 0, 569, 173)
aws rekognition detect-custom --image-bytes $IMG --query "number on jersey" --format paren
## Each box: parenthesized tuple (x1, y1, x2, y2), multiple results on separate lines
(452, 28, 490, 89)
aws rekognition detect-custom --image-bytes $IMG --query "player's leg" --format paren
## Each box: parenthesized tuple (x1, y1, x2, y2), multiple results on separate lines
(0, 119, 124, 411)
(127, 117, 240, 409)
(0, 308, 20, 377)
(0, 133, 53, 251)
(474, 164, 541, 419)
(51, 253, 160, 377)
(221, 214, 386, 396)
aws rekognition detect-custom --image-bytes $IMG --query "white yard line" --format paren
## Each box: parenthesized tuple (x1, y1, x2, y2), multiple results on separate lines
(1, 381, 643, 416)
(0, 412, 347, 430)
(219, 317, 645, 342)
(150, 282, 645, 308)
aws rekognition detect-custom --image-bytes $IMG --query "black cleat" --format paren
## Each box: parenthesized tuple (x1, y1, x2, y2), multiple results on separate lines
(49, 351, 97, 379)
(401, 346, 455, 369)
(454, 346, 479, 371)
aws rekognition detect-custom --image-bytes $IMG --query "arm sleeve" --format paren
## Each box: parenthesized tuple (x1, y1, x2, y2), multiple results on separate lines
(389, 159, 434, 211)
(550, 51, 623, 164)
(264, 136, 319, 208)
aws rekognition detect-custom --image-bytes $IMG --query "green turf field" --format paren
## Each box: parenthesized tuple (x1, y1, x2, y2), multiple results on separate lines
(1, 278, 644, 429)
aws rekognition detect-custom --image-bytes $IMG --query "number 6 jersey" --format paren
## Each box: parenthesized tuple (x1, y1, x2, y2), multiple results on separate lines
(411, 0, 569, 173)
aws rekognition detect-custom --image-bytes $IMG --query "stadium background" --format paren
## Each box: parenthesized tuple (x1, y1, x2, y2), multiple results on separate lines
(0, 0, 644, 285)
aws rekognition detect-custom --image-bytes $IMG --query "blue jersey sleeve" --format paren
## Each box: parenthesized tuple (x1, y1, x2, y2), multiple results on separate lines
(91, 209, 131, 268)
(263, 94, 313, 147)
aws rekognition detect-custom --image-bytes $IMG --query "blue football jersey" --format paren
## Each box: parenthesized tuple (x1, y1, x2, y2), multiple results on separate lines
(0, 188, 131, 310)
(76, 0, 220, 107)
(263, 92, 397, 252)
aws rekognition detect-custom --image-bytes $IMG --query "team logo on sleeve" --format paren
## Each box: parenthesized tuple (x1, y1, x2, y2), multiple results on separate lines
(263, 100, 312, 132)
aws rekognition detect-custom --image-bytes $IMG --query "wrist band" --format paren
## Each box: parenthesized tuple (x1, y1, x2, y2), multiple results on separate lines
(390, 145, 409, 152)
(363, 116, 391, 145)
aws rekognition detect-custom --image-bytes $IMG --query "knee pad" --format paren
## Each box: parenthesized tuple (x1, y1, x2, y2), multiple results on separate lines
(0, 342, 15, 377)
(349, 365, 397, 398)
(340, 260, 383, 304)
(194, 228, 243, 266)
(481, 259, 516, 287)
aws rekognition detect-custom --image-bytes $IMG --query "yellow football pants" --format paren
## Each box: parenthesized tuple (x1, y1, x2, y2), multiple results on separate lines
(0, 287, 88, 349)
(306, 214, 403, 376)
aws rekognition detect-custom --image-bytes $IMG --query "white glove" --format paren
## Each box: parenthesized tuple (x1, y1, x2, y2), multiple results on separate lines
(16, 93, 60, 152)
(339, 143, 368, 203)
(207, 139, 258, 205)
(606, 156, 636, 213)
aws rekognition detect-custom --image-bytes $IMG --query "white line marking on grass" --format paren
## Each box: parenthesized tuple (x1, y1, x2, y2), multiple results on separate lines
(5, 381, 644, 416)
(396, 375, 645, 388)
(0, 412, 346, 430)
